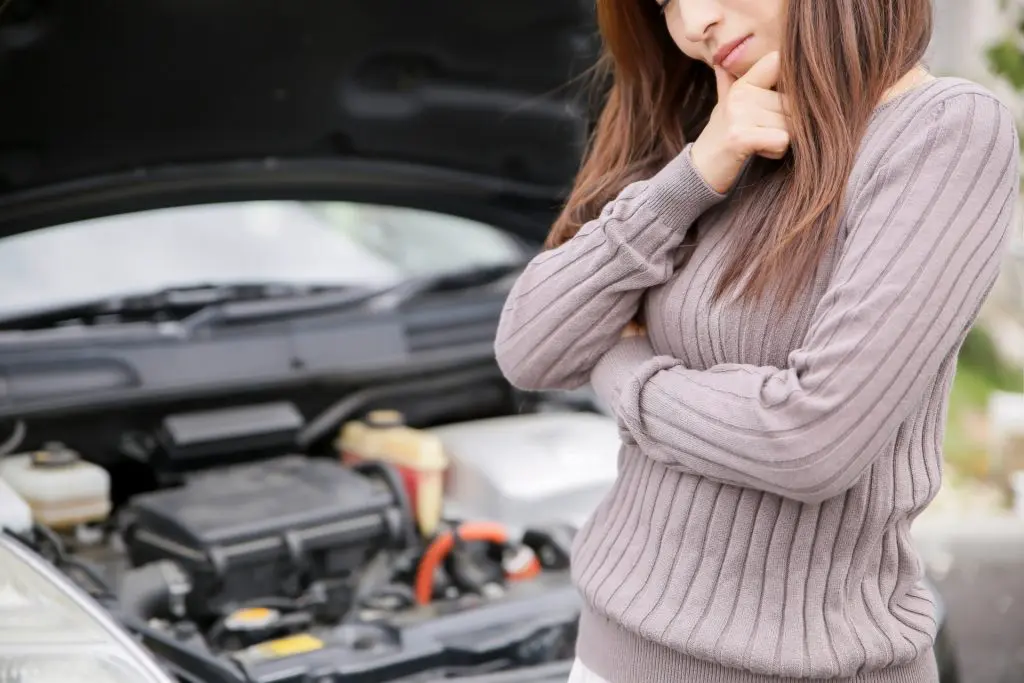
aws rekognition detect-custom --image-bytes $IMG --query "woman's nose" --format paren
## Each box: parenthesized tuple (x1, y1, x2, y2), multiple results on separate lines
(675, 0, 723, 43)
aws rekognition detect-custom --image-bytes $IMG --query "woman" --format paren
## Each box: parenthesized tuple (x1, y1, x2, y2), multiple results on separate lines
(494, 0, 1019, 681)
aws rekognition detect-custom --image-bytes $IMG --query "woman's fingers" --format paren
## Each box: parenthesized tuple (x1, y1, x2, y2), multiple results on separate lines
(691, 51, 792, 191)
(745, 95, 790, 158)
(728, 82, 790, 136)
(748, 88, 788, 114)
(754, 110, 789, 131)
(714, 65, 737, 104)
(736, 51, 782, 91)
(745, 127, 791, 159)
(621, 321, 646, 338)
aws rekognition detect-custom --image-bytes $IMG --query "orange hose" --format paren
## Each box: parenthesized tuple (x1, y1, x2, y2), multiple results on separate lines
(413, 522, 540, 605)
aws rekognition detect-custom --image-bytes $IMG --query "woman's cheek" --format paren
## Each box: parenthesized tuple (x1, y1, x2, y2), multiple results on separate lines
(664, 16, 706, 62)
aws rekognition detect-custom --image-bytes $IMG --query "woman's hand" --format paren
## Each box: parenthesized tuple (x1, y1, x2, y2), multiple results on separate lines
(690, 51, 791, 194)
(621, 321, 646, 338)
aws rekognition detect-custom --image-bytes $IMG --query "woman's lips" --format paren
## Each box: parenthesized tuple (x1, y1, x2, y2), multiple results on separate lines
(714, 35, 753, 70)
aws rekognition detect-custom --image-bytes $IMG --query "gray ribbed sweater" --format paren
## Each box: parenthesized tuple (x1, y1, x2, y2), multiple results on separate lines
(494, 77, 1020, 682)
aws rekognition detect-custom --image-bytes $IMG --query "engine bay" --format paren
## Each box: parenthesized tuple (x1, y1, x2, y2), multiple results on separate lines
(0, 388, 620, 683)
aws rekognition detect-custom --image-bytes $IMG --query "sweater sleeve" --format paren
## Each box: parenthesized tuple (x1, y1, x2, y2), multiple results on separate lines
(590, 93, 1021, 504)
(493, 145, 726, 391)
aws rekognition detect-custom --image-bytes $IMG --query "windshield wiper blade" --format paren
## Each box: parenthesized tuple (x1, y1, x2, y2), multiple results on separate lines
(0, 281, 361, 331)
(190, 262, 527, 327)
(358, 262, 525, 309)
(0, 262, 527, 332)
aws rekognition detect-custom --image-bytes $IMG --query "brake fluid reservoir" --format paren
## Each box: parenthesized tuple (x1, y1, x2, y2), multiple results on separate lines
(0, 442, 112, 529)
(338, 410, 448, 537)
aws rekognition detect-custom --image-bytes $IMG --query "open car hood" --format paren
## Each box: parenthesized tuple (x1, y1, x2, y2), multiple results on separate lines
(0, 0, 600, 241)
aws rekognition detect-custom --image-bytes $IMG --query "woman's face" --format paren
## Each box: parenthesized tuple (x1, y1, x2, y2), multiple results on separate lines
(660, 0, 786, 77)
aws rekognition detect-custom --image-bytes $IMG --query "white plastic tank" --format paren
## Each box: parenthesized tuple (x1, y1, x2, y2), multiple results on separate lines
(0, 476, 32, 535)
(430, 412, 621, 531)
(0, 443, 111, 529)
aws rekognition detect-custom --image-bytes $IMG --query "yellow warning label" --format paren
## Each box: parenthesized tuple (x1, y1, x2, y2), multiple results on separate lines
(254, 633, 324, 658)
(232, 607, 274, 622)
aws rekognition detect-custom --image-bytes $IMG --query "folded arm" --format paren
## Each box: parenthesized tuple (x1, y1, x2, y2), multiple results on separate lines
(493, 146, 725, 391)
(591, 94, 1020, 504)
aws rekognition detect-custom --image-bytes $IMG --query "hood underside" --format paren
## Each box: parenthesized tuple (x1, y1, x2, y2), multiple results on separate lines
(0, 0, 600, 239)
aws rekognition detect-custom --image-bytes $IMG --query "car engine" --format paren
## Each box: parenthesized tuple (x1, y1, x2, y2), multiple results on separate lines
(123, 455, 412, 621)
(0, 397, 619, 683)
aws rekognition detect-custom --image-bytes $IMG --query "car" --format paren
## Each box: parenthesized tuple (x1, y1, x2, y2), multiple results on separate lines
(0, 2, 959, 682)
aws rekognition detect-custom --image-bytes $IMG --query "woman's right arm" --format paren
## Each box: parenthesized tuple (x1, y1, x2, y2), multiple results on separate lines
(493, 146, 725, 391)
(495, 52, 787, 391)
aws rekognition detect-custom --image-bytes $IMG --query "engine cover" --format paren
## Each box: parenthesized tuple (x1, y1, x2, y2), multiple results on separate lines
(123, 455, 409, 618)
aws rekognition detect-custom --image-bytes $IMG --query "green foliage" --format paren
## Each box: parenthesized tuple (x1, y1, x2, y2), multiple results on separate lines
(958, 325, 1023, 392)
(985, 2, 1024, 158)
(986, 0, 1024, 87)
(946, 5, 1024, 478)
(987, 37, 1024, 91)
(945, 326, 1023, 478)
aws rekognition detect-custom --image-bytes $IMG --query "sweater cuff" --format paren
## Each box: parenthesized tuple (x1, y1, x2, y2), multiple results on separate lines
(644, 144, 727, 224)
(590, 336, 657, 419)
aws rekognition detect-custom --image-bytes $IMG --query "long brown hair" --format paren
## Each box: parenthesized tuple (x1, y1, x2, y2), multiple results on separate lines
(547, 0, 932, 307)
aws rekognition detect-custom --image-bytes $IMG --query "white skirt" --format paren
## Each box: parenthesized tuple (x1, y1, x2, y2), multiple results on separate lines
(568, 659, 611, 683)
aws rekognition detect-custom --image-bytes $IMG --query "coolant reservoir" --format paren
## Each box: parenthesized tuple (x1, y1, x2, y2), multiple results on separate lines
(0, 442, 111, 529)
(338, 410, 448, 537)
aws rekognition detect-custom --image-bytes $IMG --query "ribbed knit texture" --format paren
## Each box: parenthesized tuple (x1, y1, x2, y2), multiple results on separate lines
(494, 77, 1020, 682)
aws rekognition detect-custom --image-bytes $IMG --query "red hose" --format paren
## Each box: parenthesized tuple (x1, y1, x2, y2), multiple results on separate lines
(413, 521, 540, 605)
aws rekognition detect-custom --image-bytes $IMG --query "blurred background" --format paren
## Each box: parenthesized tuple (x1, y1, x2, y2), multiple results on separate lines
(906, 2, 1024, 680)
(925, 0, 1024, 506)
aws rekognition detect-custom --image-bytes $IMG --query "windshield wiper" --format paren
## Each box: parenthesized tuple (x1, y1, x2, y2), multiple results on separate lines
(0, 282, 364, 331)
(193, 261, 525, 327)
(352, 262, 524, 309)
(0, 263, 525, 332)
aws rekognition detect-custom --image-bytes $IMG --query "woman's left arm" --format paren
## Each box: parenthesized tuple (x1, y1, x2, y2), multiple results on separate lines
(591, 93, 1021, 505)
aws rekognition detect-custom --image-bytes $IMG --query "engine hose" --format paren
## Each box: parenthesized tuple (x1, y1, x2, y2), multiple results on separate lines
(5, 526, 113, 598)
(117, 560, 192, 622)
(349, 460, 418, 550)
(297, 366, 501, 449)
(413, 522, 540, 606)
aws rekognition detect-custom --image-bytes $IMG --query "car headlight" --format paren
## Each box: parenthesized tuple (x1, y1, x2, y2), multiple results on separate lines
(0, 534, 174, 683)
